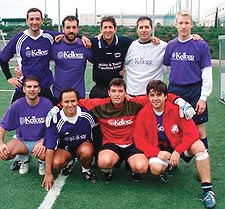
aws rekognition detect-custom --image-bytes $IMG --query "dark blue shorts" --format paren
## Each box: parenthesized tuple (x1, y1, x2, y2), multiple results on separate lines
(168, 82, 208, 124)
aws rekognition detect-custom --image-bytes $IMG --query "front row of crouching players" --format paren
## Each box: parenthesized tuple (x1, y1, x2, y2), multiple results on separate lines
(133, 80, 216, 209)
(45, 78, 195, 184)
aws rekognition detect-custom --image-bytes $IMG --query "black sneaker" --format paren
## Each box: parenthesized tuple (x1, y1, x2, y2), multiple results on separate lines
(10, 161, 21, 171)
(82, 170, 97, 183)
(61, 159, 76, 176)
(102, 172, 113, 183)
(131, 172, 142, 182)
(159, 172, 169, 183)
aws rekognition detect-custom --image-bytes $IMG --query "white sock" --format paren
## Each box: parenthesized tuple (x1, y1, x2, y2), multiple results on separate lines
(82, 166, 90, 173)
(15, 154, 29, 162)
(101, 168, 113, 174)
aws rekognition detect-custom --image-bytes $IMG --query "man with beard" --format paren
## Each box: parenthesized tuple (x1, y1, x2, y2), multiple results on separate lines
(50, 15, 93, 104)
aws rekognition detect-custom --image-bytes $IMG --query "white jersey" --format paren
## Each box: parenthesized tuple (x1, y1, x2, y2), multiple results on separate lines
(125, 40, 168, 96)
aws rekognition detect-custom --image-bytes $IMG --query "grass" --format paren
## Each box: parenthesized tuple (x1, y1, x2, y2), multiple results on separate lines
(0, 64, 224, 209)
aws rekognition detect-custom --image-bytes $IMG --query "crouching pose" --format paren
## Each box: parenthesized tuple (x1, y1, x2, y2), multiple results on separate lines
(42, 88, 98, 191)
(134, 80, 216, 209)
(0, 76, 53, 175)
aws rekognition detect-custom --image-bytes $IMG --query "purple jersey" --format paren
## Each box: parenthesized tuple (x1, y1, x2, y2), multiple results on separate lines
(163, 38, 211, 85)
(0, 29, 56, 91)
(44, 106, 97, 150)
(51, 38, 93, 99)
(0, 97, 53, 141)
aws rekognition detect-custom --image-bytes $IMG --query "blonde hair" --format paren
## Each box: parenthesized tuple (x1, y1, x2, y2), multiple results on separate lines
(176, 10, 193, 22)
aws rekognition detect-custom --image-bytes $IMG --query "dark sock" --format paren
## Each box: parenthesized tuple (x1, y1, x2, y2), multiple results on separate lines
(201, 182, 212, 193)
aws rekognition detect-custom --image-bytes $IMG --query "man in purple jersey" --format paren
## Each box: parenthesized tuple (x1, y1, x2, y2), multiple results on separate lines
(0, 76, 53, 175)
(0, 8, 56, 103)
(42, 88, 98, 191)
(163, 10, 212, 153)
(51, 15, 93, 104)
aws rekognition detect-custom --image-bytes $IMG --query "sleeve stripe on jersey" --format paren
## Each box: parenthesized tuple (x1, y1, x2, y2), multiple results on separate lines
(16, 34, 27, 57)
(81, 112, 98, 128)
(42, 33, 54, 45)
(56, 118, 65, 132)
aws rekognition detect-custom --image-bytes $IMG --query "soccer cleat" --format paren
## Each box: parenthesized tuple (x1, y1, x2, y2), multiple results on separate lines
(102, 172, 113, 183)
(203, 191, 216, 209)
(82, 170, 97, 183)
(159, 172, 169, 183)
(61, 159, 77, 176)
(131, 172, 142, 182)
(10, 160, 21, 171)
(38, 160, 45, 176)
(19, 159, 30, 175)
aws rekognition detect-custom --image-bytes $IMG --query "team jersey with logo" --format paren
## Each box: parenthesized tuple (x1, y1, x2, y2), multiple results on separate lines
(90, 35, 133, 87)
(51, 38, 93, 99)
(79, 96, 148, 145)
(44, 106, 97, 150)
(125, 40, 168, 95)
(163, 38, 211, 85)
(0, 29, 56, 91)
(0, 97, 53, 141)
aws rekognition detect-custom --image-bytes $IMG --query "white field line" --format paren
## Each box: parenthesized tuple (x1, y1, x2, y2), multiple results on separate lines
(38, 174, 68, 209)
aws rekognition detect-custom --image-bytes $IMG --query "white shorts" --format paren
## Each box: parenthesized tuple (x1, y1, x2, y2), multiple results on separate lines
(149, 157, 169, 167)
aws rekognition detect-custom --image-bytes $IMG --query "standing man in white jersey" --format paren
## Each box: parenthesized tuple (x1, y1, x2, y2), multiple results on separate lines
(0, 8, 56, 103)
(124, 16, 168, 97)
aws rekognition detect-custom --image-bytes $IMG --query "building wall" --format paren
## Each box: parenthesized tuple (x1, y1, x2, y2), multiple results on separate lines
(79, 13, 175, 26)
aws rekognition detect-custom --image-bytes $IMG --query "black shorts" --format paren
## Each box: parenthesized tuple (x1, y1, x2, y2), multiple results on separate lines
(89, 85, 109, 99)
(100, 143, 143, 163)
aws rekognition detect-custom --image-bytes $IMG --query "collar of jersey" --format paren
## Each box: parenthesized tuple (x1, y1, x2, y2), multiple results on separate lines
(60, 106, 81, 124)
(98, 35, 118, 48)
(23, 29, 43, 40)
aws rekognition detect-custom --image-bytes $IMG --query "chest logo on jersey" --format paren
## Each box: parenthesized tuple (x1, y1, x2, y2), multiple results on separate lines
(19, 116, 45, 125)
(114, 52, 121, 58)
(108, 118, 133, 126)
(170, 124, 179, 134)
(26, 48, 48, 57)
(135, 58, 153, 65)
(64, 134, 87, 142)
(172, 52, 195, 61)
(57, 51, 84, 59)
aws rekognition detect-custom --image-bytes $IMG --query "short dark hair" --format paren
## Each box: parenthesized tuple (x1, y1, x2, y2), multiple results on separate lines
(62, 15, 79, 27)
(100, 16, 116, 28)
(146, 80, 167, 96)
(24, 75, 40, 86)
(136, 16, 153, 28)
(108, 78, 126, 91)
(59, 88, 80, 102)
(26, 8, 43, 19)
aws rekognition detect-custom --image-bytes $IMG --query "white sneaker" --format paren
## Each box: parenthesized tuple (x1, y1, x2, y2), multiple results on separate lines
(19, 159, 30, 175)
(38, 160, 45, 176)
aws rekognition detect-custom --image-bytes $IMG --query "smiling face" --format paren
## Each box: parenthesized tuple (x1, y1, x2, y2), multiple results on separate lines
(26, 11, 43, 36)
(148, 89, 167, 112)
(100, 21, 117, 45)
(61, 91, 78, 117)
